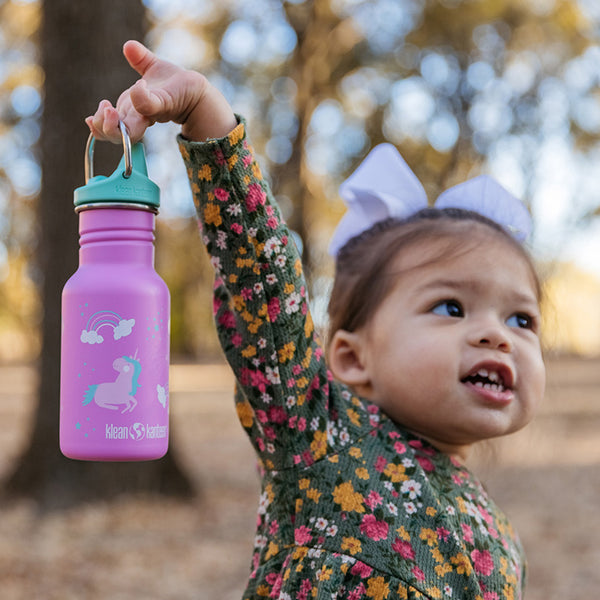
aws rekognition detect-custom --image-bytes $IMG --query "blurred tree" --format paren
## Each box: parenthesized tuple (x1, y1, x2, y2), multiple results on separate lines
(3, 0, 194, 509)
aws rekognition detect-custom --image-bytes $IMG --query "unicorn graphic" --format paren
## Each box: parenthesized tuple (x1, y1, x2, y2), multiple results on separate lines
(83, 354, 142, 414)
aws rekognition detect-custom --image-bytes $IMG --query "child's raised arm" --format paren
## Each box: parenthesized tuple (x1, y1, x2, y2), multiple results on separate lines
(86, 40, 237, 143)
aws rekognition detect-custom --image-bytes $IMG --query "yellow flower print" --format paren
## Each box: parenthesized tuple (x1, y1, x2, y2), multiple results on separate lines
(310, 430, 328, 460)
(227, 154, 238, 171)
(426, 506, 437, 517)
(420, 528, 437, 547)
(301, 347, 312, 369)
(450, 553, 473, 576)
(294, 258, 302, 276)
(503, 584, 515, 600)
(284, 282, 295, 294)
(299, 478, 311, 490)
(435, 563, 453, 577)
(252, 161, 262, 180)
(236, 399, 254, 428)
(304, 313, 314, 338)
(248, 317, 263, 334)
(384, 462, 407, 483)
(317, 566, 333, 582)
(256, 584, 270, 597)
(228, 123, 244, 146)
(396, 526, 411, 541)
(397, 584, 408, 600)
(179, 146, 190, 161)
(347, 408, 361, 427)
(241, 345, 256, 358)
(349, 447, 362, 459)
(355, 467, 370, 480)
(340, 536, 362, 555)
(265, 541, 279, 560)
(306, 487, 321, 503)
(333, 481, 365, 513)
(425, 587, 442, 599)
(296, 376, 309, 389)
(278, 341, 296, 363)
(197, 163, 212, 181)
(366, 576, 390, 600)
(204, 203, 221, 227)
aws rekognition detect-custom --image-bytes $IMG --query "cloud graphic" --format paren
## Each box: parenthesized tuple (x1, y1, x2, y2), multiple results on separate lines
(80, 329, 104, 345)
(113, 318, 135, 340)
(157, 384, 168, 409)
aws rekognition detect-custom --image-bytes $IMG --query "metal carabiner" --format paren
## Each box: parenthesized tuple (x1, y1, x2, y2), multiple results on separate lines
(84, 120, 132, 184)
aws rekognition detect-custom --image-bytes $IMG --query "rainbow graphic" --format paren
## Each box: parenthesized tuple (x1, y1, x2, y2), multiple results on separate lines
(80, 310, 135, 345)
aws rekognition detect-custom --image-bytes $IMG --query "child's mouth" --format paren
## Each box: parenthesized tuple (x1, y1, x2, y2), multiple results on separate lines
(461, 368, 507, 392)
(461, 367, 515, 403)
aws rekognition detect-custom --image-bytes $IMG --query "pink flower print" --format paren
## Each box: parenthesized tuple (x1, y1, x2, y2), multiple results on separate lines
(231, 222, 243, 234)
(348, 583, 366, 600)
(294, 525, 313, 545)
(297, 417, 306, 432)
(215, 148, 226, 165)
(243, 151, 253, 167)
(359, 514, 389, 541)
(231, 333, 243, 347)
(461, 523, 474, 544)
(241, 287, 253, 300)
(245, 183, 266, 212)
(394, 441, 407, 454)
(350, 561, 373, 579)
(392, 538, 415, 560)
(416, 456, 435, 472)
(364, 491, 383, 510)
(374, 456, 388, 472)
(214, 187, 230, 202)
(218, 309, 236, 329)
(471, 549, 494, 576)
(268, 406, 287, 425)
(411, 565, 425, 581)
(409, 440, 423, 449)
(436, 527, 451, 542)
(483, 593, 499, 600)
(269, 520, 279, 535)
(267, 216, 279, 229)
(267, 297, 280, 323)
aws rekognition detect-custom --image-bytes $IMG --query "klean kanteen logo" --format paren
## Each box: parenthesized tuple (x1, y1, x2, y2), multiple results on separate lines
(105, 423, 166, 441)
(130, 423, 146, 441)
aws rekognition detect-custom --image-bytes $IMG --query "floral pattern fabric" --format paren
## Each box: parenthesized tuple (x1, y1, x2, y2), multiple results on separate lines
(177, 118, 526, 600)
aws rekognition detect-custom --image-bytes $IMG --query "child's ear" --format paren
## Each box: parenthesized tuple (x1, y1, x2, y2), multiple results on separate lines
(328, 329, 371, 393)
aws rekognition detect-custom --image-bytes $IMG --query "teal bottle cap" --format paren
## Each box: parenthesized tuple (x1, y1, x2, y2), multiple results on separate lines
(74, 123, 160, 209)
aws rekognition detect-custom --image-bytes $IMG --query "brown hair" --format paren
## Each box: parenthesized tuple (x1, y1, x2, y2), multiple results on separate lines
(327, 207, 540, 343)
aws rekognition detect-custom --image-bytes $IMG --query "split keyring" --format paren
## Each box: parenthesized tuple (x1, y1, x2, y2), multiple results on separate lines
(84, 120, 132, 184)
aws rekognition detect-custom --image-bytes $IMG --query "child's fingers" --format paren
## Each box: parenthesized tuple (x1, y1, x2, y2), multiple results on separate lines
(128, 79, 163, 118)
(86, 100, 122, 143)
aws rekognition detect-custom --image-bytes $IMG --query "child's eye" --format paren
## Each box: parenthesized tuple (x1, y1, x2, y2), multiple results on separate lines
(506, 313, 534, 330)
(432, 300, 464, 318)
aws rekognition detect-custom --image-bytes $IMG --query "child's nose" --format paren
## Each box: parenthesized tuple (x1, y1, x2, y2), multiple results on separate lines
(469, 319, 512, 352)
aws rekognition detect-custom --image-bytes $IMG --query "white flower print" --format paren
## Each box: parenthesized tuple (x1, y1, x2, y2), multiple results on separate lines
(266, 366, 281, 385)
(401, 479, 422, 500)
(216, 230, 227, 250)
(404, 502, 417, 515)
(274, 254, 287, 268)
(226, 203, 241, 216)
(285, 291, 301, 314)
(315, 517, 328, 531)
(326, 524, 338, 537)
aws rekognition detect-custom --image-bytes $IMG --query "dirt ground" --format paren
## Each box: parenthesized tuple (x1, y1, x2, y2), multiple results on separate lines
(0, 356, 599, 599)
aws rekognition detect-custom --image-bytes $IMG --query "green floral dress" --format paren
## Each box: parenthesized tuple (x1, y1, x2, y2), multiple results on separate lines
(177, 118, 526, 600)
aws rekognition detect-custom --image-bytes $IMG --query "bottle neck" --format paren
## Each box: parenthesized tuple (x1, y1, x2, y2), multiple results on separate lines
(78, 205, 156, 266)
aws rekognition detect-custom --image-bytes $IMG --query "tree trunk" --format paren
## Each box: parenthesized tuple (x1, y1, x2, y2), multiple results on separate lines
(3, 0, 194, 510)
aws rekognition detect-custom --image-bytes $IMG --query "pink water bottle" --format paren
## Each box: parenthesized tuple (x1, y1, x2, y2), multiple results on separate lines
(60, 123, 170, 461)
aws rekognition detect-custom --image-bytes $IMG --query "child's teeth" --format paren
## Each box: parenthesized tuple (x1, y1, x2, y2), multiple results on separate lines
(488, 371, 499, 383)
(477, 369, 488, 378)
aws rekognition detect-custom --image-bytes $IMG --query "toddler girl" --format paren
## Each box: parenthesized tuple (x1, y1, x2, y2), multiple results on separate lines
(88, 40, 545, 600)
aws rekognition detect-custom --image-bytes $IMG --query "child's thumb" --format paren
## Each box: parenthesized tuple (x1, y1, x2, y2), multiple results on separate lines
(123, 40, 155, 76)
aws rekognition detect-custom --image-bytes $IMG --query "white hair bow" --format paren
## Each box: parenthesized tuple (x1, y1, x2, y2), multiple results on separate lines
(329, 143, 532, 256)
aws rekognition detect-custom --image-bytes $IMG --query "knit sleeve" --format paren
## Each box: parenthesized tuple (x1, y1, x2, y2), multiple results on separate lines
(178, 117, 372, 471)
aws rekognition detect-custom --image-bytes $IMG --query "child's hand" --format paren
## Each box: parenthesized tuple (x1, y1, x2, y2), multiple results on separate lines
(86, 40, 237, 143)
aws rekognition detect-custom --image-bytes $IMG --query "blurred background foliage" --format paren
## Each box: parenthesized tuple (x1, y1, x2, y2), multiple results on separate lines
(2, 0, 600, 360)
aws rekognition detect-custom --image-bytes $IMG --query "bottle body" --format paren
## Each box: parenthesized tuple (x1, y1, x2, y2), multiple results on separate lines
(60, 206, 170, 461)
